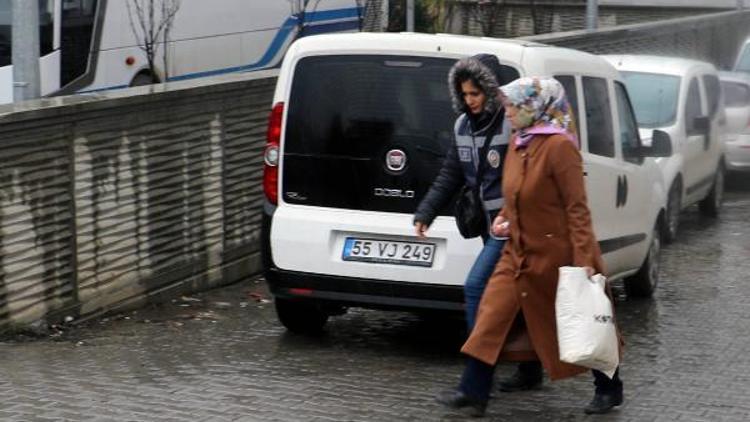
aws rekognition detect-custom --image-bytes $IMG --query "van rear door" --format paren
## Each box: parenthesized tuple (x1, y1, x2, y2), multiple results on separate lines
(282, 55, 458, 213)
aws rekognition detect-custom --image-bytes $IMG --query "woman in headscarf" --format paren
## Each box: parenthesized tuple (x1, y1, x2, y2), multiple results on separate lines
(436, 77, 623, 417)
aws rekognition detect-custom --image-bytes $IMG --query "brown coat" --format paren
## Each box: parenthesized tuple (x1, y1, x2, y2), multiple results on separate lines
(461, 133, 608, 381)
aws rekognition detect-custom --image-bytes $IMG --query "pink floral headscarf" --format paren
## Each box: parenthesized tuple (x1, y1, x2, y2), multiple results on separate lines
(499, 77, 579, 149)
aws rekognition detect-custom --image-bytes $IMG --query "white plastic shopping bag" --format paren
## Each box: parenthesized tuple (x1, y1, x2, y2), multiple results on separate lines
(555, 266, 619, 378)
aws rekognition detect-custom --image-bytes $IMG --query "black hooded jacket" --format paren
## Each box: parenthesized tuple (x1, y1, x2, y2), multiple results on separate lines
(413, 54, 511, 235)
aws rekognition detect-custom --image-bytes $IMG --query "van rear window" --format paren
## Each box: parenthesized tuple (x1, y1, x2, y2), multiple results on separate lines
(285, 55, 459, 158)
(282, 55, 461, 212)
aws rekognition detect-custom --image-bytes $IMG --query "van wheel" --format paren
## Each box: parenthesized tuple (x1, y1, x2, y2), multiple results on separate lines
(274, 298, 329, 334)
(698, 164, 724, 217)
(625, 225, 661, 298)
(663, 181, 681, 243)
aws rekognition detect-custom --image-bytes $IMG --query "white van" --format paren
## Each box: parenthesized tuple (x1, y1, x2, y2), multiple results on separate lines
(261, 33, 670, 333)
(603, 56, 726, 242)
(719, 71, 750, 172)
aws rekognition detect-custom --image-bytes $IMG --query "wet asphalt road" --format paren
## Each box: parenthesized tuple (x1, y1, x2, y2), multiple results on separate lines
(1, 176, 749, 421)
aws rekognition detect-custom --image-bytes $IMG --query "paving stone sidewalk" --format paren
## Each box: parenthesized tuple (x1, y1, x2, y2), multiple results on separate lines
(1, 186, 749, 421)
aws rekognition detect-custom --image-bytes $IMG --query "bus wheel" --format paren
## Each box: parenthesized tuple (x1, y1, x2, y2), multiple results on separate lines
(129, 73, 155, 87)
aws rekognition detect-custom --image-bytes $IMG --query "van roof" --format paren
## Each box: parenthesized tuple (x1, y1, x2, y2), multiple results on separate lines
(601, 55, 716, 76)
(286, 32, 619, 80)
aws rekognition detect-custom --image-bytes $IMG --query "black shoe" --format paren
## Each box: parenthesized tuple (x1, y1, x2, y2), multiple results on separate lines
(497, 368, 543, 392)
(435, 389, 487, 417)
(583, 391, 623, 414)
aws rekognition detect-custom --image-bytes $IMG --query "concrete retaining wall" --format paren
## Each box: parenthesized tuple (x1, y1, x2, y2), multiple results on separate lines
(0, 71, 277, 331)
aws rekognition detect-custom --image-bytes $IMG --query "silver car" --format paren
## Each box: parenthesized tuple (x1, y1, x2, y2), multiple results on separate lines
(719, 71, 750, 172)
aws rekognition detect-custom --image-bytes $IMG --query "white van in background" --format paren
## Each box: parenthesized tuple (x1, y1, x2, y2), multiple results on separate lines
(719, 71, 750, 172)
(262, 33, 671, 333)
(603, 56, 726, 243)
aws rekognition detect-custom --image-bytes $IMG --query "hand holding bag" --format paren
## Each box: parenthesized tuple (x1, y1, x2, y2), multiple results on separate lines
(555, 266, 619, 378)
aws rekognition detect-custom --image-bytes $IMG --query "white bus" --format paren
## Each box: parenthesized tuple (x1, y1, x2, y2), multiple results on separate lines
(0, 0, 365, 103)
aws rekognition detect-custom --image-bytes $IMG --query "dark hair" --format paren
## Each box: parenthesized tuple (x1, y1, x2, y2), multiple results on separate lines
(448, 56, 502, 114)
(454, 70, 482, 97)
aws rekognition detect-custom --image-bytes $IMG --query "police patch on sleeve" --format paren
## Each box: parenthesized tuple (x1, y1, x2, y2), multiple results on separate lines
(487, 150, 501, 168)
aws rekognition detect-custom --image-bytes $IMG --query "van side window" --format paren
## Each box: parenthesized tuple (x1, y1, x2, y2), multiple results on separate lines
(685, 77, 703, 135)
(554, 75, 581, 141)
(497, 65, 520, 86)
(615, 82, 642, 164)
(702, 74, 720, 118)
(583, 77, 615, 157)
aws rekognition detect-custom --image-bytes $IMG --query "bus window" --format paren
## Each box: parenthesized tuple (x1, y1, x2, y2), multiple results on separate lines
(40, 0, 53, 56)
(0, 0, 55, 67)
(61, 0, 98, 86)
(0, 0, 10, 66)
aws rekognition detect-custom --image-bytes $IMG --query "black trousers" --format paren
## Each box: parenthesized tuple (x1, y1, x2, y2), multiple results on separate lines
(458, 357, 623, 402)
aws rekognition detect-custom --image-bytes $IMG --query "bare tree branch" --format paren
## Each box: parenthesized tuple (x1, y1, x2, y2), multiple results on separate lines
(424, 0, 456, 33)
(127, 0, 181, 84)
(289, 0, 314, 40)
(529, 0, 538, 35)
(354, 0, 374, 31)
(470, 0, 503, 37)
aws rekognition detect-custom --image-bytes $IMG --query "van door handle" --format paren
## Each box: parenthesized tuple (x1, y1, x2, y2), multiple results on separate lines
(616, 175, 628, 208)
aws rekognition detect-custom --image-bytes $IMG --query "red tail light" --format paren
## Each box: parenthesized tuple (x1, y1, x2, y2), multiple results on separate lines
(264, 102, 283, 204)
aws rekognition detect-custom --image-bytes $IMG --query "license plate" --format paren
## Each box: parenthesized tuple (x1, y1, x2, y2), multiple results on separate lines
(342, 237, 436, 267)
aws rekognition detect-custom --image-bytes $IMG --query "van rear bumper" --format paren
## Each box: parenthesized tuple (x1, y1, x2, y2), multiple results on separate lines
(261, 200, 464, 312)
(265, 267, 465, 312)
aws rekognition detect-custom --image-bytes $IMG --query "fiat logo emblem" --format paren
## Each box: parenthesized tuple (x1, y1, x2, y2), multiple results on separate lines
(386, 149, 407, 172)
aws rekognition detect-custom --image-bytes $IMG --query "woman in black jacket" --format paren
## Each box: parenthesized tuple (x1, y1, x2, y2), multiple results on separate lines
(413, 54, 509, 331)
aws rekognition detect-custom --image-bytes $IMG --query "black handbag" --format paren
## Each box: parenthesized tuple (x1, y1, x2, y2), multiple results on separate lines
(454, 131, 494, 239)
(454, 184, 486, 239)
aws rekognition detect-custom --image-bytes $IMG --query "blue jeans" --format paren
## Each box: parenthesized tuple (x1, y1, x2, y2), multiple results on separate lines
(464, 237, 505, 331)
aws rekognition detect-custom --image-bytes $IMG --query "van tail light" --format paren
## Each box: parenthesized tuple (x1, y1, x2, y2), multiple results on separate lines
(263, 102, 284, 204)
